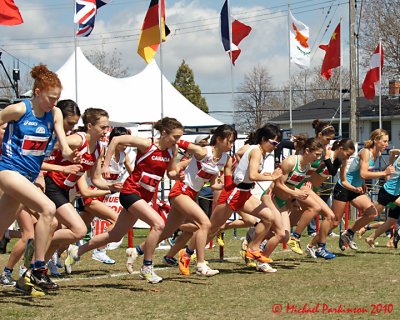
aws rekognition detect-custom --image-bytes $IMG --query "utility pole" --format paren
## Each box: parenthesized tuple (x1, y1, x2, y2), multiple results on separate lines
(349, 0, 357, 140)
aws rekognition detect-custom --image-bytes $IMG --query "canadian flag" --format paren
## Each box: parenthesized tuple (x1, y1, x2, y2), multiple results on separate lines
(362, 43, 384, 100)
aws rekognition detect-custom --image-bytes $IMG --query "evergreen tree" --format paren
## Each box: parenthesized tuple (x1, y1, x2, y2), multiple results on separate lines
(173, 60, 208, 113)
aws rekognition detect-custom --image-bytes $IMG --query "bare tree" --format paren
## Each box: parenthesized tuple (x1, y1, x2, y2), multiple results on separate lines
(280, 66, 351, 111)
(0, 67, 33, 99)
(86, 47, 129, 78)
(359, 0, 400, 77)
(234, 65, 281, 132)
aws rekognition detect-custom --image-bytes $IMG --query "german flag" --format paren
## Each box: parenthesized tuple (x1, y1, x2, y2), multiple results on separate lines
(137, 0, 170, 63)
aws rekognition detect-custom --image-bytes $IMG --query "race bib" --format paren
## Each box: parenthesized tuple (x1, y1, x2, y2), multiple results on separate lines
(63, 172, 84, 188)
(21, 135, 49, 156)
(138, 172, 162, 192)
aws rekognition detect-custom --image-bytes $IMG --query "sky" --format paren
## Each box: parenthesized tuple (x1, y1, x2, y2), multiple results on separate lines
(0, 0, 349, 124)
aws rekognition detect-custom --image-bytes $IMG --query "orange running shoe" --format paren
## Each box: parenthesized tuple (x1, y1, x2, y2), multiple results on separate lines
(245, 249, 273, 264)
(178, 249, 191, 276)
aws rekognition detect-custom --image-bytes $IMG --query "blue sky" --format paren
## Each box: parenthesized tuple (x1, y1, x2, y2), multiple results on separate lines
(0, 0, 349, 123)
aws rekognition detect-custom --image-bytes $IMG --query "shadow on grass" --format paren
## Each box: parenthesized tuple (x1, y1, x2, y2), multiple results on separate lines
(354, 249, 399, 255)
(62, 282, 148, 293)
(61, 269, 113, 277)
(164, 276, 211, 285)
(0, 289, 55, 305)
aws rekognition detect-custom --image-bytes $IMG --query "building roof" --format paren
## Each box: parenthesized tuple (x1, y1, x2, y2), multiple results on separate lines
(270, 96, 400, 123)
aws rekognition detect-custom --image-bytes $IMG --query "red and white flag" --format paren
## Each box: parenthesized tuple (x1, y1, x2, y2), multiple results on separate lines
(0, 0, 23, 26)
(362, 43, 384, 100)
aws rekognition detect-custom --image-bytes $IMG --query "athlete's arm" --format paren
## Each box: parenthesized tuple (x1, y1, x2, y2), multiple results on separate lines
(124, 152, 134, 175)
(177, 140, 207, 160)
(0, 102, 26, 125)
(166, 145, 184, 180)
(52, 107, 76, 161)
(91, 149, 123, 192)
(103, 135, 151, 177)
(41, 162, 82, 175)
(339, 159, 362, 193)
(248, 148, 282, 182)
(359, 148, 394, 180)
(76, 172, 111, 198)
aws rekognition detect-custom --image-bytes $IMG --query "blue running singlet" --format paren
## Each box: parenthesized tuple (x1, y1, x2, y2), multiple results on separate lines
(0, 99, 54, 182)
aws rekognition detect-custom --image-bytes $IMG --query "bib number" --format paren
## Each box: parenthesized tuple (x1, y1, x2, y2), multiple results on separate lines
(139, 172, 161, 192)
(22, 135, 49, 156)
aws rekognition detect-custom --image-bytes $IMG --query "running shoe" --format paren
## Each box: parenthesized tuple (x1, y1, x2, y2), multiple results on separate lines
(340, 231, 358, 250)
(23, 239, 35, 268)
(328, 231, 339, 238)
(30, 268, 59, 291)
(125, 248, 138, 274)
(245, 249, 273, 264)
(19, 266, 27, 277)
(256, 262, 277, 273)
(287, 238, 304, 255)
(305, 245, 317, 259)
(47, 260, 62, 277)
(393, 229, 400, 249)
(315, 246, 336, 259)
(0, 272, 16, 286)
(365, 237, 375, 248)
(178, 249, 191, 276)
(64, 244, 80, 274)
(140, 265, 163, 284)
(52, 250, 63, 269)
(163, 255, 178, 266)
(196, 264, 219, 277)
(92, 249, 116, 264)
(217, 233, 225, 247)
(15, 270, 45, 297)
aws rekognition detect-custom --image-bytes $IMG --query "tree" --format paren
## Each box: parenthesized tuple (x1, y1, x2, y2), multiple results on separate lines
(86, 47, 129, 78)
(234, 65, 281, 132)
(173, 60, 208, 113)
(0, 66, 32, 100)
(280, 66, 351, 111)
(359, 1, 400, 78)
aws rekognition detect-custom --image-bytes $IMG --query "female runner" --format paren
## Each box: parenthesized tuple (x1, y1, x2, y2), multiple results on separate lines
(64, 117, 185, 283)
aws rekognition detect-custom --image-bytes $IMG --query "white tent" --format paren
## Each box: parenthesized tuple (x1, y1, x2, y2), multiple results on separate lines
(56, 47, 222, 128)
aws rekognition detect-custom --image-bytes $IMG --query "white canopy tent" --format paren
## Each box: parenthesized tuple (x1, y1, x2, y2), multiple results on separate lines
(56, 47, 222, 128)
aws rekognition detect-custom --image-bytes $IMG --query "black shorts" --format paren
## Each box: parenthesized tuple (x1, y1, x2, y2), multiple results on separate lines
(119, 192, 143, 210)
(388, 206, 400, 220)
(44, 175, 70, 209)
(377, 187, 399, 206)
(333, 183, 363, 202)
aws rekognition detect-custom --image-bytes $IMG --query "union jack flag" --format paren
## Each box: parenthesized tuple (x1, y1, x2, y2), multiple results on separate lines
(74, 0, 110, 37)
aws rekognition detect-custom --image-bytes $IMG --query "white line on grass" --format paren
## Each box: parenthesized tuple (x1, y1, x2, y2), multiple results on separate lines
(55, 250, 292, 283)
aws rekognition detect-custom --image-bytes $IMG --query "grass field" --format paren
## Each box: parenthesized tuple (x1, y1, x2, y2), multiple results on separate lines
(0, 228, 399, 320)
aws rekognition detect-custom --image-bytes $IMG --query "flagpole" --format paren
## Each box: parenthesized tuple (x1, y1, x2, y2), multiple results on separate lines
(159, 0, 164, 119)
(73, 1, 78, 104)
(287, 3, 293, 129)
(227, 0, 235, 125)
(339, 17, 343, 137)
(379, 39, 382, 129)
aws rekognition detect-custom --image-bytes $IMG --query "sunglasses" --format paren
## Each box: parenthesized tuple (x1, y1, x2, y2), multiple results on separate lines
(269, 139, 280, 147)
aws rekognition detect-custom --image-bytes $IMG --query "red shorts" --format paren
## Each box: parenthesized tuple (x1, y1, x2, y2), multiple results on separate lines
(168, 180, 198, 201)
(217, 187, 252, 211)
